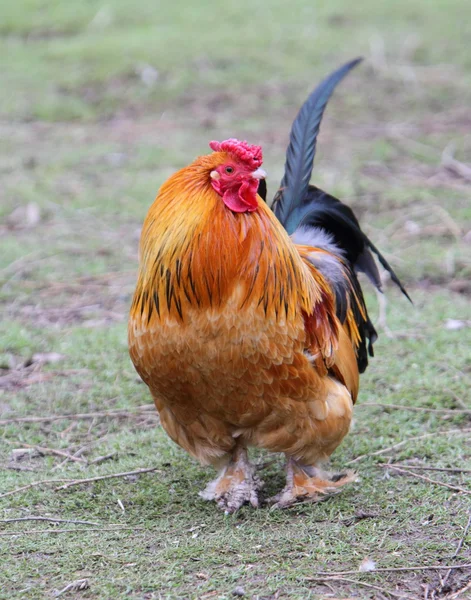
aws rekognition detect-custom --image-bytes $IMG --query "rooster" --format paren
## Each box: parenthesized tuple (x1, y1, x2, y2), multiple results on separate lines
(128, 59, 409, 511)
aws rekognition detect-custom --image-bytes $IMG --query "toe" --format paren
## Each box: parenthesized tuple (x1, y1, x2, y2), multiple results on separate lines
(216, 478, 261, 513)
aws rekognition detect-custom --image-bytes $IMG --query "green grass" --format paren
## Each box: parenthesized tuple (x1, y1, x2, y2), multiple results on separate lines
(1, 0, 471, 598)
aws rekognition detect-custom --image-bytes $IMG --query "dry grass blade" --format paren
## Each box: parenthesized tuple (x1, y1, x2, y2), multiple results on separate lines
(359, 402, 471, 415)
(382, 465, 471, 495)
(348, 428, 471, 464)
(314, 563, 471, 576)
(305, 576, 410, 598)
(383, 465, 471, 474)
(0, 404, 155, 425)
(0, 479, 72, 499)
(0, 516, 99, 525)
(0, 467, 161, 498)
(88, 452, 119, 464)
(0, 526, 143, 537)
(54, 467, 162, 490)
(11, 443, 87, 464)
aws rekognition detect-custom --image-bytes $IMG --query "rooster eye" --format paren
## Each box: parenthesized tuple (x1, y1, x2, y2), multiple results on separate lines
(225, 166, 234, 174)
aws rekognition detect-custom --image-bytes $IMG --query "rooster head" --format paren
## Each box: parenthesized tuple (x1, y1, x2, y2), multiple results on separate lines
(208, 139, 266, 213)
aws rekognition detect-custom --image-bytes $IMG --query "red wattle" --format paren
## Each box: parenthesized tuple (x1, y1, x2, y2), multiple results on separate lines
(222, 180, 259, 213)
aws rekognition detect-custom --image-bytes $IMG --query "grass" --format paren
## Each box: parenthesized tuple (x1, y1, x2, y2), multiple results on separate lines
(1, 0, 470, 598)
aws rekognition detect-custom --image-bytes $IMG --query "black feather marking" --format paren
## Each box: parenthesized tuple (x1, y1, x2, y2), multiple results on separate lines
(140, 290, 148, 317)
(287, 253, 298, 294)
(168, 245, 177, 261)
(263, 293, 269, 315)
(182, 282, 192, 304)
(273, 58, 363, 233)
(203, 272, 213, 307)
(257, 178, 267, 202)
(147, 295, 154, 322)
(279, 282, 284, 307)
(273, 265, 279, 309)
(285, 263, 293, 295)
(260, 268, 271, 315)
(240, 264, 260, 309)
(174, 293, 183, 320)
(186, 251, 200, 306)
(153, 247, 163, 267)
(153, 291, 160, 317)
(175, 258, 182, 286)
(284, 298, 289, 318)
(165, 269, 173, 311)
(263, 267, 271, 292)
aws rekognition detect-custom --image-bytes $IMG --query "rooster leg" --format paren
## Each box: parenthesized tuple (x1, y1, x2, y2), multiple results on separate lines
(269, 458, 356, 509)
(199, 446, 262, 513)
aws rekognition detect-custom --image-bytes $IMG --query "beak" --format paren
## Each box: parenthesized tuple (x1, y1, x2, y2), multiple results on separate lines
(251, 168, 266, 180)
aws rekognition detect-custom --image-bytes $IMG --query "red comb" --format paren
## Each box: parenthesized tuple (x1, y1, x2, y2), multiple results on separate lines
(209, 139, 263, 169)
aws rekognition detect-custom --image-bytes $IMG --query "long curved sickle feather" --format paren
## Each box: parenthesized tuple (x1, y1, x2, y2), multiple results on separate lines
(274, 58, 363, 233)
(364, 238, 412, 302)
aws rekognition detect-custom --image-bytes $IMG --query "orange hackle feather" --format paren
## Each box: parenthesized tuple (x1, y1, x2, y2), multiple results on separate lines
(131, 152, 336, 346)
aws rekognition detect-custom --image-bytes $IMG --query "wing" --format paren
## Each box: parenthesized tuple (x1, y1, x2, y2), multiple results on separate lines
(299, 250, 360, 401)
(297, 243, 374, 376)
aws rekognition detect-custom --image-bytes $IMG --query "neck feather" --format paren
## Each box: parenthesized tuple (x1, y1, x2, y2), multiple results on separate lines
(131, 166, 324, 325)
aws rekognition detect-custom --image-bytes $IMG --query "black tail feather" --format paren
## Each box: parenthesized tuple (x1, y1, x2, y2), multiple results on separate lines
(270, 59, 411, 371)
(294, 186, 411, 302)
(364, 238, 412, 303)
(273, 57, 363, 233)
(345, 262, 378, 373)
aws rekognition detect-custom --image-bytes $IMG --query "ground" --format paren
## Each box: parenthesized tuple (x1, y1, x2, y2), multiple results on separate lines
(1, 0, 471, 598)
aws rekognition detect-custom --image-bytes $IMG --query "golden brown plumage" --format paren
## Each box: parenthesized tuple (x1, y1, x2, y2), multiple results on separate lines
(129, 142, 362, 510)
(129, 59, 411, 511)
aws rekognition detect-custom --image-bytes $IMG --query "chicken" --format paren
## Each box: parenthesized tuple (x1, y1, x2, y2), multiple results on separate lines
(128, 59, 409, 511)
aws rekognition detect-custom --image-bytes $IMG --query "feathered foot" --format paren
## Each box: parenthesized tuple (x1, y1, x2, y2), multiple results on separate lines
(199, 447, 263, 514)
(268, 459, 356, 509)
